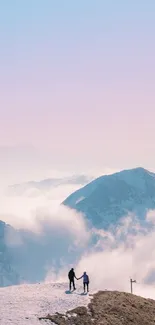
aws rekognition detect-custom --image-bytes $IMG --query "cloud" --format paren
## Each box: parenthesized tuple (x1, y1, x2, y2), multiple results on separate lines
(43, 211, 155, 300)
(0, 180, 87, 230)
(0, 173, 92, 283)
(2, 203, 90, 284)
(74, 211, 155, 299)
(146, 209, 155, 224)
(31, 205, 90, 246)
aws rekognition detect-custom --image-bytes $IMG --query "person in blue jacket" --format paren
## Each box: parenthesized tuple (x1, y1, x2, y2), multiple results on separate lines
(78, 271, 89, 293)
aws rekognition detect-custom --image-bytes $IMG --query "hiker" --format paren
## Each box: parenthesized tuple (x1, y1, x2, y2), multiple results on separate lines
(68, 268, 77, 291)
(78, 271, 89, 293)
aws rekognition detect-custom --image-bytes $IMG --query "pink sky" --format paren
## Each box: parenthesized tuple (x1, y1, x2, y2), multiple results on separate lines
(0, 1, 155, 172)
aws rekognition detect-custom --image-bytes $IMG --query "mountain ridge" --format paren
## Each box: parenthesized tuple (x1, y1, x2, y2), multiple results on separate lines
(7, 175, 92, 193)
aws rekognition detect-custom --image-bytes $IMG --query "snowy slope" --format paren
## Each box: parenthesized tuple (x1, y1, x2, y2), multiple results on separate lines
(63, 167, 155, 228)
(0, 282, 90, 325)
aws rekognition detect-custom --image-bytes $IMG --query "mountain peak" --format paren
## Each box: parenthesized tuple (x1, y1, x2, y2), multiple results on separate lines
(63, 167, 155, 228)
(109, 167, 153, 179)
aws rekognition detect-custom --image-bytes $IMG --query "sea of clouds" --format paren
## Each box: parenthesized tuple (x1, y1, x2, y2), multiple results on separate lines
(0, 169, 155, 299)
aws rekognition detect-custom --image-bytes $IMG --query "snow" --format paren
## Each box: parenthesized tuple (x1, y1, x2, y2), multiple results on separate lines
(75, 196, 85, 204)
(0, 282, 90, 325)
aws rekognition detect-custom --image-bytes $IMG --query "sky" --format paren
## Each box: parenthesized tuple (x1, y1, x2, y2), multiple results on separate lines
(0, 0, 155, 182)
(1, 1, 155, 301)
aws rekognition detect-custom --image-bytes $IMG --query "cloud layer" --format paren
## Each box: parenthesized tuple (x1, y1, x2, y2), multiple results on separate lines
(1, 173, 155, 300)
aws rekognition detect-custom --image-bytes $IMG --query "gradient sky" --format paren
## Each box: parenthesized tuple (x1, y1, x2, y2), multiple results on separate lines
(0, 0, 155, 172)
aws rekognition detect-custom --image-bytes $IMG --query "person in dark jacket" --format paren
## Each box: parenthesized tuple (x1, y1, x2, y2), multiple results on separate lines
(68, 268, 77, 291)
(78, 271, 89, 293)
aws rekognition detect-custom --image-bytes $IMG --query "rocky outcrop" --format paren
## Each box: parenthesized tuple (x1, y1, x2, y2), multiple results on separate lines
(39, 290, 155, 325)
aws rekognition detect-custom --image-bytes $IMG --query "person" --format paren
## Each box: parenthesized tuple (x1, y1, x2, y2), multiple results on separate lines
(78, 271, 89, 293)
(68, 268, 77, 291)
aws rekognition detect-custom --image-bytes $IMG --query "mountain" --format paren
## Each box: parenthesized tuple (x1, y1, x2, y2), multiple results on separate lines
(63, 167, 155, 228)
(42, 290, 155, 325)
(0, 221, 20, 286)
(7, 175, 92, 195)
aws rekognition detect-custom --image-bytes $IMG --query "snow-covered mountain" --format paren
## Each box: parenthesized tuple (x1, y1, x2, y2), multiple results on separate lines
(63, 167, 155, 228)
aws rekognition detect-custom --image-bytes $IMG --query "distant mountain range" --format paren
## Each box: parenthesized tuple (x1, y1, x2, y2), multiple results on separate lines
(7, 175, 92, 195)
(63, 167, 155, 228)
